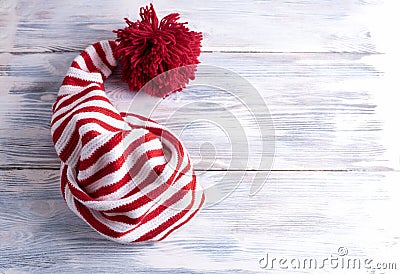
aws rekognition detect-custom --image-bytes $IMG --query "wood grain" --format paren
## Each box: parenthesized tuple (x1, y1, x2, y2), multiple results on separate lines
(1, 52, 397, 171)
(0, 169, 399, 273)
(1, 1, 399, 273)
(0, 0, 381, 53)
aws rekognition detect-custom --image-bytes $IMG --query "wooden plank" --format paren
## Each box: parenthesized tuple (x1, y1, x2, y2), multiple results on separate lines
(0, 0, 380, 53)
(0, 169, 399, 273)
(1, 52, 397, 171)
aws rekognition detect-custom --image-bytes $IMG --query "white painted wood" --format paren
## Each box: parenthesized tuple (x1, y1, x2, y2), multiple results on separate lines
(1, 0, 399, 273)
(0, 170, 399, 273)
(0, 0, 381, 53)
(0, 52, 397, 171)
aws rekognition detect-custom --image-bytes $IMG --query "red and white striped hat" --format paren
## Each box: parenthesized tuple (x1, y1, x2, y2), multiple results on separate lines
(51, 6, 204, 243)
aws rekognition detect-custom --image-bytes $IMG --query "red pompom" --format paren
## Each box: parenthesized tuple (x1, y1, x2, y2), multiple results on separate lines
(114, 4, 202, 97)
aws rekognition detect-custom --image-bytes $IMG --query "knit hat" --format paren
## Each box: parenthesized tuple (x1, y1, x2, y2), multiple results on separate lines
(50, 6, 204, 243)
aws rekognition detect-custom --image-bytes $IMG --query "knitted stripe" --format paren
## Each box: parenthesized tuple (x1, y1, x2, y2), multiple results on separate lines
(51, 40, 205, 243)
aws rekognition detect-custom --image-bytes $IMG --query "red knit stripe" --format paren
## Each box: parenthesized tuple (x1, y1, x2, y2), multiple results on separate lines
(51, 95, 111, 129)
(135, 180, 197, 241)
(173, 162, 192, 187)
(122, 112, 159, 124)
(129, 126, 186, 181)
(100, 212, 139, 225)
(67, 181, 95, 202)
(78, 153, 126, 188)
(60, 165, 68, 200)
(108, 40, 117, 52)
(58, 125, 80, 162)
(57, 118, 123, 163)
(74, 200, 130, 239)
(158, 192, 205, 241)
(90, 171, 133, 199)
(89, 148, 164, 199)
(62, 75, 100, 87)
(71, 61, 81, 70)
(57, 116, 122, 163)
(120, 163, 167, 199)
(52, 94, 68, 113)
(52, 105, 123, 144)
(81, 130, 101, 146)
(104, 162, 181, 214)
(78, 131, 123, 171)
(104, 179, 170, 214)
(93, 42, 115, 72)
(77, 133, 158, 187)
(131, 125, 185, 159)
(80, 50, 106, 79)
(53, 84, 102, 115)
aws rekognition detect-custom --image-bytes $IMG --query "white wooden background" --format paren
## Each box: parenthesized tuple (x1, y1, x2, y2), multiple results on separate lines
(1, 0, 400, 273)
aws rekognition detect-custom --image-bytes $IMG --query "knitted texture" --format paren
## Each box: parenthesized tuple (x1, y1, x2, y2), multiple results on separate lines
(50, 40, 204, 243)
(114, 4, 202, 96)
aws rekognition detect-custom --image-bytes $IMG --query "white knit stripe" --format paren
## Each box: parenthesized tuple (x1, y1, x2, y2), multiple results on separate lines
(65, 66, 103, 84)
(74, 54, 89, 72)
(117, 186, 197, 242)
(156, 136, 191, 186)
(55, 118, 123, 164)
(53, 95, 120, 128)
(154, 203, 203, 242)
(60, 162, 69, 198)
(78, 130, 121, 162)
(66, 164, 92, 199)
(54, 106, 125, 151)
(93, 158, 186, 218)
(125, 115, 161, 129)
(89, 208, 134, 233)
(97, 155, 167, 201)
(127, 193, 196, 241)
(65, 195, 136, 244)
(64, 186, 113, 241)
(66, 170, 120, 211)
(59, 123, 124, 170)
(64, 185, 80, 217)
(85, 45, 113, 77)
(98, 194, 156, 223)
(93, 160, 194, 222)
(91, 186, 196, 239)
(64, 138, 82, 168)
(149, 164, 194, 210)
(121, 122, 185, 171)
(101, 210, 134, 217)
(124, 117, 188, 169)
(124, 114, 171, 133)
(57, 82, 101, 97)
(100, 41, 117, 67)
(69, 119, 129, 168)
(154, 189, 204, 241)
(82, 138, 166, 193)
(98, 160, 194, 223)
(78, 128, 146, 176)
(52, 88, 109, 123)
(63, 165, 94, 217)
(55, 103, 122, 167)
(64, 183, 132, 241)
(75, 152, 178, 212)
